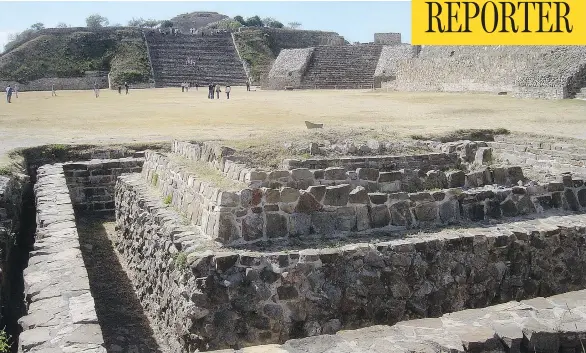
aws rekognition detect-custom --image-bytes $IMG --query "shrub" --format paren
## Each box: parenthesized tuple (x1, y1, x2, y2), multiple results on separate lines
(173, 252, 187, 271)
(163, 195, 172, 205)
(0, 328, 11, 353)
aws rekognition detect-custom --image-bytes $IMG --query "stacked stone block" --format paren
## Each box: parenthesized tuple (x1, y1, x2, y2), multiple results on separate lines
(18, 164, 105, 353)
(63, 157, 143, 213)
(115, 172, 586, 351)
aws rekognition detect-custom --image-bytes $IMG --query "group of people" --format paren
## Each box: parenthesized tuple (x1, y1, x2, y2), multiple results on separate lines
(207, 83, 231, 99)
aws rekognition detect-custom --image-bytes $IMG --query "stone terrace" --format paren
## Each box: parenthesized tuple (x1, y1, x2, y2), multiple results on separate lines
(211, 289, 586, 352)
(144, 31, 248, 87)
(298, 45, 383, 89)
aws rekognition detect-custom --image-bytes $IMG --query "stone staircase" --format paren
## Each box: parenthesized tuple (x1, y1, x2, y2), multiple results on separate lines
(299, 44, 383, 89)
(144, 31, 248, 87)
(576, 87, 586, 99)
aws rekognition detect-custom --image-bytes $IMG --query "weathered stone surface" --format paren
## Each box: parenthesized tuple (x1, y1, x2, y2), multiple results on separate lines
(348, 186, 369, 204)
(291, 168, 314, 180)
(266, 213, 288, 238)
(295, 191, 323, 213)
(280, 187, 300, 203)
(324, 167, 347, 180)
(323, 184, 351, 206)
(19, 164, 106, 353)
(265, 188, 281, 203)
(368, 193, 388, 205)
(357, 168, 379, 181)
(390, 200, 413, 226)
(446, 170, 466, 188)
(565, 189, 580, 211)
(242, 213, 264, 241)
(414, 202, 438, 222)
(336, 207, 356, 231)
(288, 213, 311, 236)
(307, 185, 326, 202)
(379, 171, 403, 183)
(370, 204, 390, 228)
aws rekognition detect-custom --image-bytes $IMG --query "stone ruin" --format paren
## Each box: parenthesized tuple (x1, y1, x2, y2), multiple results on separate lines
(2, 136, 586, 352)
(266, 37, 586, 99)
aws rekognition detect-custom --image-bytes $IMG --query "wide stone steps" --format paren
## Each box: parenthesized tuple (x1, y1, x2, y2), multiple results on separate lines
(301, 45, 383, 88)
(144, 32, 248, 87)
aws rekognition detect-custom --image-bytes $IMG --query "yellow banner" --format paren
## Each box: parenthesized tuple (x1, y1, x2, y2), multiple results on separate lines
(412, 0, 586, 45)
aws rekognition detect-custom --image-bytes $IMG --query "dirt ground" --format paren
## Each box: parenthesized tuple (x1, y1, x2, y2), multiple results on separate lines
(1, 87, 585, 165)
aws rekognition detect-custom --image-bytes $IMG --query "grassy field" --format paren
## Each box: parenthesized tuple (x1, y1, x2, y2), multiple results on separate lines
(1, 87, 585, 166)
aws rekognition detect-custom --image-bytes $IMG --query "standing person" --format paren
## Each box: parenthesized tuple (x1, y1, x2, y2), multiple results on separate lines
(208, 83, 213, 99)
(181, 83, 185, 93)
(225, 85, 231, 99)
(215, 84, 221, 99)
(51, 85, 57, 97)
(118, 85, 122, 94)
(246, 81, 250, 91)
(5, 85, 13, 103)
(93, 81, 99, 98)
(195, 82, 199, 91)
(14, 85, 18, 98)
(124, 82, 129, 95)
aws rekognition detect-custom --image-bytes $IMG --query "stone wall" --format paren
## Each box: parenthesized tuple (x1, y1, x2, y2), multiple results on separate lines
(392, 45, 586, 99)
(0, 71, 109, 92)
(144, 148, 586, 246)
(489, 136, 586, 182)
(0, 175, 24, 331)
(374, 44, 420, 88)
(63, 157, 144, 213)
(265, 48, 314, 90)
(18, 164, 105, 353)
(214, 288, 586, 353)
(115, 172, 586, 351)
(283, 152, 460, 172)
(373, 33, 402, 45)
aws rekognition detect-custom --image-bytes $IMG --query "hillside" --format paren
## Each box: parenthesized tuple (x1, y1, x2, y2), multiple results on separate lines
(0, 28, 152, 86)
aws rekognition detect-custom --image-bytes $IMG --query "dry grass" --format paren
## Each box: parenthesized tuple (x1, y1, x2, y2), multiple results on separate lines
(1, 87, 585, 166)
(168, 154, 247, 192)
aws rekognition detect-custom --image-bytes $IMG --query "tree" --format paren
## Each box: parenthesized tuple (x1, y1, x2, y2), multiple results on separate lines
(160, 20, 173, 28)
(288, 21, 302, 29)
(262, 17, 276, 27)
(268, 21, 284, 28)
(245, 16, 263, 27)
(127, 17, 145, 27)
(30, 23, 45, 31)
(86, 14, 109, 28)
(233, 15, 246, 25)
(143, 19, 160, 28)
(56, 22, 70, 28)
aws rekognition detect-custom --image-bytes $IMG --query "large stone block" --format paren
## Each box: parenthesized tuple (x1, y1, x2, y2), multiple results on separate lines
(446, 170, 466, 188)
(295, 192, 323, 213)
(379, 171, 403, 183)
(291, 168, 314, 180)
(323, 184, 351, 206)
(370, 204, 391, 228)
(308, 185, 326, 202)
(355, 205, 370, 231)
(414, 202, 439, 222)
(390, 200, 413, 226)
(348, 186, 369, 204)
(311, 211, 337, 234)
(439, 199, 460, 223)
(280, 187, 300, 203)
(357, 168, 379, 181)
(324, 167, 347, 180)
(336, 207, 357, 231)
(242, 213, 264, 241)
(288, 213, 311, 236)
(266, 213, 288, 238)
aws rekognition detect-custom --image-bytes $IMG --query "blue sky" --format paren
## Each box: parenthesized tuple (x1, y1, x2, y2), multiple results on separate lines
(0, 1, 412, 50)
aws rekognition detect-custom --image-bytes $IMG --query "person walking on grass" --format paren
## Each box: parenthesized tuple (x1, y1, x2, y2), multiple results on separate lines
(208, 83, 213, 99)
(215, 84, 221, 99)
(124, 82, 129, 95)
(246, 81, 250, 91)
(118, 85, 122, 94)
(225, 85, 231, 99)
(93, 81, 99, 98)
(51, 85, 57, 97)
(6, 85, 13, 103)
(14, 85, 18, 98)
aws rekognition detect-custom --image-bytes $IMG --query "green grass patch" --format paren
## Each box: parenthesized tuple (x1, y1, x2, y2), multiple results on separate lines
(233, 29, 277, 83)
(163, 194, 172, 205)
(0, 328, 11, 353)
(410, 128, 510, 143)
(172, 252, 188, 271)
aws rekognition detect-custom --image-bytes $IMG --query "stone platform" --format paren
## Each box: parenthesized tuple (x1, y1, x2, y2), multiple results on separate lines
(210, 289, 586, 353)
